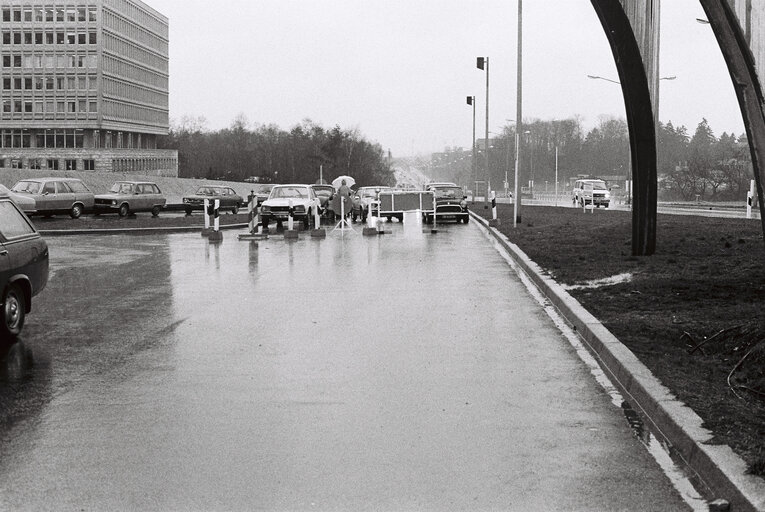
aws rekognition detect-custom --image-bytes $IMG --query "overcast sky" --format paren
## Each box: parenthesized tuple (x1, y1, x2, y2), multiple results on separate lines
(148, 0, 745, 157)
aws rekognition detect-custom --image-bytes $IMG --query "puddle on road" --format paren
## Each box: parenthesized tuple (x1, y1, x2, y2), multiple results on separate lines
(481, 227, 709, 512)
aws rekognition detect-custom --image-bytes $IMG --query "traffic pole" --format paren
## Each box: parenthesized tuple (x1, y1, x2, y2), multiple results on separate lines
(202, 198, 213, 237)
(238, 192, 269, 240)
(285, 199, 299, 239)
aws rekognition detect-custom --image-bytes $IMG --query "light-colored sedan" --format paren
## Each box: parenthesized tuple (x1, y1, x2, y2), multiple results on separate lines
(260, 184, 321, 229)
(94, 181, 166, 217)
(0, 184, 36, 214)
(11, 177, 94, 218)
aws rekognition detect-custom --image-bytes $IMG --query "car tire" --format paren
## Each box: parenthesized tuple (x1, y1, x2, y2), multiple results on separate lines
(463, 216, 469, 224)
(351, 212, 358, 222)
(118, 203, 129, 217)
(70, 203, 83, 219)
(232, 204, 239, 215)
(261, 215, 269, 229)
(303, 213, 310, 229)
(151, 206, 161, 217)
(184, 206, 192, 216)
(1, 283, 25, 340)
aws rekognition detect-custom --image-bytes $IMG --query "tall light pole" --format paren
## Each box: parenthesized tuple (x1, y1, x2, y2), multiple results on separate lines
(514, 0, 523, 226)
(467, 96, 476, 203)
(477, 56, 489, 209)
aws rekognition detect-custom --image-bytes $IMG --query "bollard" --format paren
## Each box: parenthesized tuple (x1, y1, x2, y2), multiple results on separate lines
(747, 179, 755, 219)
(363, 201, 379, 236)
(311, 204, 326, 238)
(284, 199, 299, 239)
(489, 190, 500, 227)
(239, 193, 268, 240)
(209, 199, 223, 242)
(202, 198, 213, 236)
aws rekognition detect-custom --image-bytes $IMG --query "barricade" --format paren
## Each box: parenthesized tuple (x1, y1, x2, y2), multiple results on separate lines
(284, 199, 299, 239)
(201, 198, 213, 236)
(363, 200, 380, 236)
(311, 205, 326, 238)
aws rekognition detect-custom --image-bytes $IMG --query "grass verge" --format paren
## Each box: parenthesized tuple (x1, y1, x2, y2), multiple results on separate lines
(477, 204, 765, 476)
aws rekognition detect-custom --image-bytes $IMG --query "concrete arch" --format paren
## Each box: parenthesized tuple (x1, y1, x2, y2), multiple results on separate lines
(590, 1, 658, 256)
(590, 0, 765, 256)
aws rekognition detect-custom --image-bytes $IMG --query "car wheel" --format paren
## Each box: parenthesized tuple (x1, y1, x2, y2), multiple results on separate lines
(463, 216, 469, 224)
(351, 212, 358, 222)
(118, 203, 129, 217)
(70, 203, 83, 219)
(151, 205, 161, 217)
(303, 212, 310, 229)
(184, 206, 192, 216)
(261, 216, 269, 229)
(232, 204, 239, 215)
(1, 284, 25, 339)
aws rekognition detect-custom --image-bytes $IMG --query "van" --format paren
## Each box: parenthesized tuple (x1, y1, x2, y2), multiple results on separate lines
(572, 179, 610, 208)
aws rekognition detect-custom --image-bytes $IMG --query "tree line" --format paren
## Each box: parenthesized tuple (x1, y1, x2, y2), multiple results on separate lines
(428, 116, 752, 201)
(158, 114, 395, 187)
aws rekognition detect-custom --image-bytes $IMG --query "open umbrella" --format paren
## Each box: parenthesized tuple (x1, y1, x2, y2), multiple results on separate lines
(332, 175, 356, 190)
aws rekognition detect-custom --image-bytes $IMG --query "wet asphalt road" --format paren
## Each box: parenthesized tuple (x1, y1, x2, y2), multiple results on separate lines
(0, 220, 690, 511)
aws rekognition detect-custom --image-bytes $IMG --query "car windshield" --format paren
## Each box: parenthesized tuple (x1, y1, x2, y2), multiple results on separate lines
(196, 187, 215, 195)
(592, 182, 607, 190)
(360, 188, 388, 198)
(11, 181, 41, 194)
(110, 182, 134, 194)
(270, 186, 308, 199)
(433, 187, 463, 198)
(312, 187, 333, 197)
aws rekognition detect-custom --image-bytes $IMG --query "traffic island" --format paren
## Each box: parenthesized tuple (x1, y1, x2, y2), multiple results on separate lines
(310, 228, 327, 238)
(284, 230, 299, 240)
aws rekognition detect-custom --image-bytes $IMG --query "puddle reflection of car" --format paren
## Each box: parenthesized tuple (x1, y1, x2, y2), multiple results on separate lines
(94, 181, 166, 217)
(352, 186, 391, 222)
(260, 184, 321, 230)
(11, 177, 94, 219)
(424, 185, 469, 224)
(0, 198, 48, 342)
(183, 186, 243, 215)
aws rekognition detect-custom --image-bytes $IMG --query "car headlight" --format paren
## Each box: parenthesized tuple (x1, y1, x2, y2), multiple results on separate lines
(261, 205, 270, 213)
(111, 200, 117, 205)
(294, 205, 306, 213)
(605, 192, 611, 198)
(460, 200, 467, 208)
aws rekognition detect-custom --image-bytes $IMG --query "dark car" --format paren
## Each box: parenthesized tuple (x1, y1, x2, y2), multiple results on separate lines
(0, 198, 49, 341)
(424, 185, 469, 224)
(352, 186, 391, 222)
(183, 185, 243, 215)
(310, 184, 336, 219)
(94, 181, 167, 217)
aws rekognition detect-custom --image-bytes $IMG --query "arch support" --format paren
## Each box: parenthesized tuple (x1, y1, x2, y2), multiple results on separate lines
(590, 1, 658, 256)
(699, 0, 765, 248)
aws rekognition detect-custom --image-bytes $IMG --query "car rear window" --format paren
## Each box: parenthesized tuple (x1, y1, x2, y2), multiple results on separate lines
(0, 201, 35, 238)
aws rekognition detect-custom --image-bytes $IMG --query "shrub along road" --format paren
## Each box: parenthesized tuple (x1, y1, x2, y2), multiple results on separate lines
(477, 204, 765, 477)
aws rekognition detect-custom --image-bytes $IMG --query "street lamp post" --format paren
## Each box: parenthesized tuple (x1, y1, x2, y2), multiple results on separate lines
(477, 56, 489, 209)
(467, 96, 476, 203)
(514, 0, 523, 226)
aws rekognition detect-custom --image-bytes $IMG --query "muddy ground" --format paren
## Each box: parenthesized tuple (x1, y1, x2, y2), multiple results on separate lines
(477, 204, 765, 476)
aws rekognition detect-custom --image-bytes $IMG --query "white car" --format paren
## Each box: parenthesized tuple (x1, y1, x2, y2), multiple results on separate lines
(572, 179, 610, 208)
(260, 184, 321, 230)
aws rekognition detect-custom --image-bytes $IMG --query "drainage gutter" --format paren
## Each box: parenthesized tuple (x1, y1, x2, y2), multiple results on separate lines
(471, 211, 765, 512)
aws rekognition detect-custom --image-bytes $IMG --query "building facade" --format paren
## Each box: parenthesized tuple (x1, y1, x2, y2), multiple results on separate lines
(0, 0, 177, 176)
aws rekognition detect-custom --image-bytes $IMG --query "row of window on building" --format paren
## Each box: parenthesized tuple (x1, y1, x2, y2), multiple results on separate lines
(0, 157, 94, 170)
(0, 129, 159, 151)
(103, 100, 167, 126)
(103, 9, 167, 54)
(2, 6, 97, 24)
(2, 98, 97, 115)
(0, 156, 176, 172)
(2, 52, 98, 69)
(106, 0, 167, 38)
(103, 32, 167, 72)
(3, 74, 97, 91)
(103, 54, 168, 89)
(2, 30, 97, 45)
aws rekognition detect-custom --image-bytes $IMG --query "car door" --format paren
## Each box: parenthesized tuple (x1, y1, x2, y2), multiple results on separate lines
(55, 181, 76, 212)
(36, 181, 57, 211)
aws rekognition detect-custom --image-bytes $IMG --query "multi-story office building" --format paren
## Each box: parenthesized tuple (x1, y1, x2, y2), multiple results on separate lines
(0, 0, 177, 176)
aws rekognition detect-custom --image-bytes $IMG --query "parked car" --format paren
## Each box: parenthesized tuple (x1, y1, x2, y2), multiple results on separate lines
(572, 179, 610, 208)
(424, 185, 469, 224)
(0, 184, 36, 214)
(94, 181, 166, 217)
(0, 198, 49, 341)
(11, 177, 94, 218)
(425, 181, 458, 190)
(260, 184, 321, 230)
(352, 186, 392, 222)
(310, 184, 336, 219)
(183, 186, 243, 215)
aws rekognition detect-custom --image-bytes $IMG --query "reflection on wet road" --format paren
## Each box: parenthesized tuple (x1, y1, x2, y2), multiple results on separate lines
(0, 224, 691, 510)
